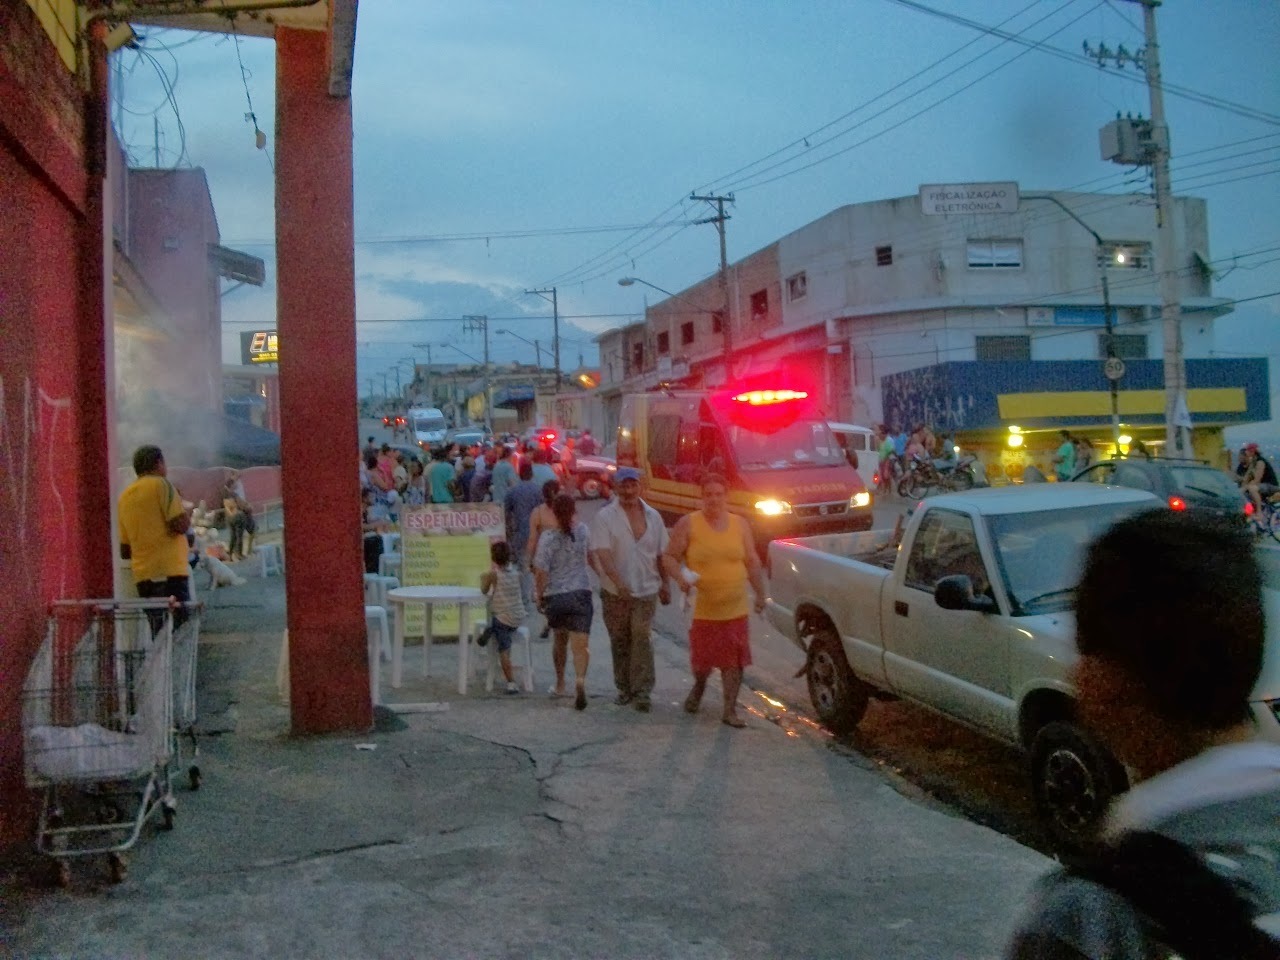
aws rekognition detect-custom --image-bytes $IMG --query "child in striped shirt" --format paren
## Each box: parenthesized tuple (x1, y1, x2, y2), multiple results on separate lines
(479, 541, 528, 694)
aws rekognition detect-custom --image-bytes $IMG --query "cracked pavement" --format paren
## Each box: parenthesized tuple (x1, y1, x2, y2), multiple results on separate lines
(1, 561, 1048, 959)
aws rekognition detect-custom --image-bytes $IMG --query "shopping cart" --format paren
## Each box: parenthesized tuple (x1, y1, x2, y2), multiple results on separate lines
(21, 599, 201, 885)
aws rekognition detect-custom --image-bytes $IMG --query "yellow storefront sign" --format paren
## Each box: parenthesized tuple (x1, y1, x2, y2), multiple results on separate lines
(997, 388, 1246, 421)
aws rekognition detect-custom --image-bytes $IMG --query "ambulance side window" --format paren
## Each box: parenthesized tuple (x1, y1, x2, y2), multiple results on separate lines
(700, 424, 727, 476)
(674, 419, 701, 483)
(649, 414, 680, 481)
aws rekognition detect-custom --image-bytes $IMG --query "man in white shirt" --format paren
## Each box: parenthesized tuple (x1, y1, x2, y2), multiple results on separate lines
(589, 467, 671, 712)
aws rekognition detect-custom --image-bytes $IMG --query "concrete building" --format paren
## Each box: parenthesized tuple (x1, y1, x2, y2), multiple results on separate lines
(602, 189, 1268, 478)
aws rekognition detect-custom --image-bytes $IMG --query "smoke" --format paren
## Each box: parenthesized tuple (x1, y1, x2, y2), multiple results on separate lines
(113, 326, 227, 471)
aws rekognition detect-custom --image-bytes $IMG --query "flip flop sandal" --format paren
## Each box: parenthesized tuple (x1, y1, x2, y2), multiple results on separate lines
(721, 716, 747, 729)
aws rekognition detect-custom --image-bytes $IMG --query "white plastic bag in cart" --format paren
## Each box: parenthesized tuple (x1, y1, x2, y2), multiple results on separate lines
(27, 723, 146, 781)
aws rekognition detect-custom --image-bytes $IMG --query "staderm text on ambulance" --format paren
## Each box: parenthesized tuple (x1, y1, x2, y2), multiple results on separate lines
(924, 187, 1012, 213)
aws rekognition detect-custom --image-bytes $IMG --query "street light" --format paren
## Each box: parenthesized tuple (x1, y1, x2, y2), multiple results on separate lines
(495, 329, 546, 367)
(617, 276, 718, 316)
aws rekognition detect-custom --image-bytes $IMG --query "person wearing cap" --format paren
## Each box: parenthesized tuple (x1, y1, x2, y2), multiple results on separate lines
(589, 466, 671, 712)
(1239, 442, 1278, 514)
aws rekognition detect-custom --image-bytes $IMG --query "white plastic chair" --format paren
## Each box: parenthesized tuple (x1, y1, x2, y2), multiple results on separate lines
(379, 552, 401, 579)
(365, 605, 391, 663)
(365, 606, 390, 704)
(477, 623, 534, 693)
(363, 574, 400, 610)
(253, 542, 284, 577)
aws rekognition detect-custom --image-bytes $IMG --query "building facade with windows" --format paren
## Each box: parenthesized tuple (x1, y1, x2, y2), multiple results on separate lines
(600, 189, 1267, 476)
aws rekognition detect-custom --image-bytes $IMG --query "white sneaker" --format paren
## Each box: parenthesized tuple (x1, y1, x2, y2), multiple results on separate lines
(505, 681, 519, 695)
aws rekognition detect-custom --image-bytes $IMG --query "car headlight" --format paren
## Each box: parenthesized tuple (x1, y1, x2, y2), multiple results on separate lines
(755, 499, 792, 516)
(606, 464, 617, 472)
(851, 491, 872, 509)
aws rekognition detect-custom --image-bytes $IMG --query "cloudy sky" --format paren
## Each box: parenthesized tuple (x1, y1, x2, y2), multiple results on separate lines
(113, 0, 1279, 415)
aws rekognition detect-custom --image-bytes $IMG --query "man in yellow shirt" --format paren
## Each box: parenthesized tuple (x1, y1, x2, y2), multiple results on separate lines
(119, 445, 192, 610)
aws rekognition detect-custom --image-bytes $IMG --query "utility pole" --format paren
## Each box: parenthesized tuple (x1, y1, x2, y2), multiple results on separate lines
(1138, 1, 1188, 455)
(412, 343, 435, 404)
(1098, 2, 1188, 454)
(463, 315, 492, 434)
(526, 287, 561, 392)
(691, 192, 735, 383)
(1025, 195, 1123, 450)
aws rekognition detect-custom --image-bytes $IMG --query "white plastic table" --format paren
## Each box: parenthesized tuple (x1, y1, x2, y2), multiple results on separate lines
(386, 585, 487, 694)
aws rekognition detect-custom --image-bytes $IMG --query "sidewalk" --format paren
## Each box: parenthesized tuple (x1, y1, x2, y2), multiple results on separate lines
(1, 569, 1048, 960)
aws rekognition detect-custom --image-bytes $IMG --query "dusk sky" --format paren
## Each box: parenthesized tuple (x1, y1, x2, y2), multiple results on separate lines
(113, 0, 1279, 420)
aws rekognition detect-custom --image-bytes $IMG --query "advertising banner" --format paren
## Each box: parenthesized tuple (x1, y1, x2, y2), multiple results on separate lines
(399, 503, 504, 636)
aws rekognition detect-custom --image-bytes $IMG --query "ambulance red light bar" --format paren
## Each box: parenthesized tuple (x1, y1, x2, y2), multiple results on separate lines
(539, 430, 558, 443)
(731, 389, 809, 406)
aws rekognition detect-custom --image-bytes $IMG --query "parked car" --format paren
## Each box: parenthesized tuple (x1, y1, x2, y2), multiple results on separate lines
(1070, 456, 1250, 524)
(445, 428, 486, 450)
(551, 442, 616, 499)
(765, 484, 1280, 846)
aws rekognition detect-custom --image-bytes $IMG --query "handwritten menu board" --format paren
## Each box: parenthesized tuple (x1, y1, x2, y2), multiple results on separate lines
(399, 504, 504, 636)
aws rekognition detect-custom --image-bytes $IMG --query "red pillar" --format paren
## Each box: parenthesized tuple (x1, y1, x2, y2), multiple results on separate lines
(275, 27, 370, 733)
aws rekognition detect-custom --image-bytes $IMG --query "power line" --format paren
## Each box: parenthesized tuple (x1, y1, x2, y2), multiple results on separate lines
(222, 219, 698, 248)
(692, 0, 1045, 196)
(882, 0, 1280, 126)
(727, 2, 1107, 193)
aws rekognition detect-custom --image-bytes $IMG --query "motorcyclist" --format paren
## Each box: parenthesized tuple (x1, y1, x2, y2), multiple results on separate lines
(1238, 442, 1278, 513)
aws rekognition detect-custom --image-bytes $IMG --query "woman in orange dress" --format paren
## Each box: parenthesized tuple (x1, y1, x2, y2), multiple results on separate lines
(662, 474, 767, 727)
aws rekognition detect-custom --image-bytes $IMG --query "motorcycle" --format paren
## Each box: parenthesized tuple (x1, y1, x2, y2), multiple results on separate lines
(897, 454, 977, 498)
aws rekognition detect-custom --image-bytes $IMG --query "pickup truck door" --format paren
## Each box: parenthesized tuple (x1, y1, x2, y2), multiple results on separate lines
(881, 508, 1014, 737)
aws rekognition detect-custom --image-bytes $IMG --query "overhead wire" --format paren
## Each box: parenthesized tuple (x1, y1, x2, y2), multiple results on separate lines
(691, 0, 1046, 195)
(727, 1, 1107, 194)
(881, 0, 1280, 127)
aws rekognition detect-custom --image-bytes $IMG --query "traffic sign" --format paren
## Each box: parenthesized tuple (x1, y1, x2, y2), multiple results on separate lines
(1103, 356, 1126, 381)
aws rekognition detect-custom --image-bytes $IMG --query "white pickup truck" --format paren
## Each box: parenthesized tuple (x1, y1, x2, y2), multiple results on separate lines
(766, 484, 1280, 843)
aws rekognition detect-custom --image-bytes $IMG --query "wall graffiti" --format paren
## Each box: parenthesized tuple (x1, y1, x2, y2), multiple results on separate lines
(881, 365, 977, 433)
(0, 375, 73, 599)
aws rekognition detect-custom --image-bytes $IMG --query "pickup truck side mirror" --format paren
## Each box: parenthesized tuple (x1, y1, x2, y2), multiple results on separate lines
(934, 574, 996, 613)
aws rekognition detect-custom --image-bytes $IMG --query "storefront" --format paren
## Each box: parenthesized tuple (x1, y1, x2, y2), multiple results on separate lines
(881, 358, 1269, 483)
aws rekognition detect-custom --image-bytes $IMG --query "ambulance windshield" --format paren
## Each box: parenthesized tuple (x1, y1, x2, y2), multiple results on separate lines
(728, 420, 846, 471)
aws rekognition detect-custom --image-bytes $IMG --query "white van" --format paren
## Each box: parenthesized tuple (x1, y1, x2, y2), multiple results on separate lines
(408, 407, 448, 447)
(827, 422, 878, 493)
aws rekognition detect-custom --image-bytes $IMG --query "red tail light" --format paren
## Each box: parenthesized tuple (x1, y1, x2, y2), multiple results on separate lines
(1245, 501, 1255, 516)
(873, 472, 881, 486)
(1168, 495, 1187, 511)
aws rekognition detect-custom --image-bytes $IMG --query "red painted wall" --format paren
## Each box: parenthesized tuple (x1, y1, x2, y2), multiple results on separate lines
(0, 4, 112, 845)
(276, 27, 370, 733)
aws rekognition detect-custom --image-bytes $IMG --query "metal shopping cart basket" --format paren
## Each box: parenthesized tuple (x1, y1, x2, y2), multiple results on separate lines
(21, 599, 201, 885)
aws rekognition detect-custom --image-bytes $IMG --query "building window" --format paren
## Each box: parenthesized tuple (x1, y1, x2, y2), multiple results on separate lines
(656, 331, 670, 354)
(967, 239, 1023, 269)
(749, 289, 768, 323)
(632, 342, 644, 370)
(1099, 242, 1152, 270)
(976, 335, 1030, 361)
(1099, 334, 1148, 359)
(712, 312, 724, 334)
(786, 271, 808, 302)
(681, 321, 695, 346)
(875, 245, 893, 266)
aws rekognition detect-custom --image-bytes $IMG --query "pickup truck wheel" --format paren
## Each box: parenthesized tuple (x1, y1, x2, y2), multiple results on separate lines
(1030, 721, 1126, 848)
(579, 474, 604, 500)
(804, 630, 868, 737)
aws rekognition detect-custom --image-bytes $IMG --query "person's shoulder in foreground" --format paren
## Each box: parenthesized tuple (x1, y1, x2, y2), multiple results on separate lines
(1007, 509, 1280, 960)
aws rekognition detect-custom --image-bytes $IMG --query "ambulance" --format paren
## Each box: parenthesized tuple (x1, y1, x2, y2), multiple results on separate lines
(616, 387, 873, 550)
